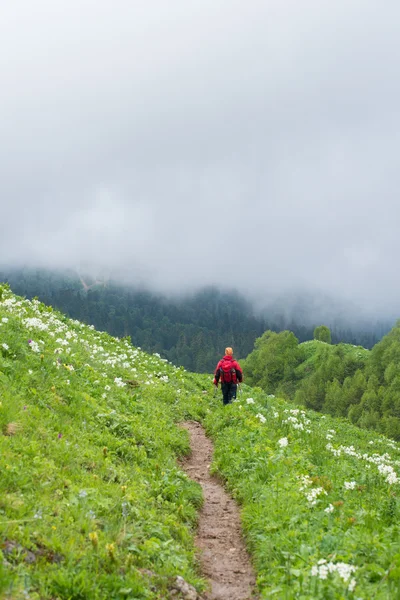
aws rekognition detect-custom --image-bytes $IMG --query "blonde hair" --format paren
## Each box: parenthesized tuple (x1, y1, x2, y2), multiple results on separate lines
(225, 347, 233, 356)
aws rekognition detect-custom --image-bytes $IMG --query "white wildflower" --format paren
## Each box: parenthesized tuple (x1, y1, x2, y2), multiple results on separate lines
(318, 564, 329, 579)
(23, 317, 49, 331)
(311, 560, 357, 584)
(344, 481, 357, 490)
(278, 437, 288, 448)
(306, 487, 327, 506)
(386, 471, 398, 485)
(114, 377, 126, 387)
(348, 578, 357, 592)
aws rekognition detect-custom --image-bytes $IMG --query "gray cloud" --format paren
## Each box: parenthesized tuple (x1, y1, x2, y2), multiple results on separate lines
(1, 1, 400, 314)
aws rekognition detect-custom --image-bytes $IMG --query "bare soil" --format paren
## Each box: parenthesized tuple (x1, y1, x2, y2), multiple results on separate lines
(181, 421, 257, 600)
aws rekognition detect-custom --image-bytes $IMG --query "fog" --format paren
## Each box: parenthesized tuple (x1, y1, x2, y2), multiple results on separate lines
(1, 1, 400, 315)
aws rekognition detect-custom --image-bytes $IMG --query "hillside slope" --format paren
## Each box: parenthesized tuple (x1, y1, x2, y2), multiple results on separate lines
(0, 284, 207, 599)
(1, 284, 400, 599)
(242, 328, 400, 439)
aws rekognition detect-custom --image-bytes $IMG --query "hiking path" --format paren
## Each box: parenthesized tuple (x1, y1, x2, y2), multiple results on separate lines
(181, 421, 257, 600)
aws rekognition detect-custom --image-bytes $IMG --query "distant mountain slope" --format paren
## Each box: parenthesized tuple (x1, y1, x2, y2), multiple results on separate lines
(0, 267, 390, 372)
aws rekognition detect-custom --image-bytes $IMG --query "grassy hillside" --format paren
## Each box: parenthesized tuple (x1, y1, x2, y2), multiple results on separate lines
(2, 284, 400, 599)
(204, 393, 400, 598)
(0, 284, 207, 599)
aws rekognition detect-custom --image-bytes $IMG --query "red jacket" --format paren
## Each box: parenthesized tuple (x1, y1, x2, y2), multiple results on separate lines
(214, 355, 243, 385)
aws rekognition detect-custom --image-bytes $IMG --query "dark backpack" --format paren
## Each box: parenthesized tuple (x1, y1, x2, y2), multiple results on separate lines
(219, 360, 237, 384)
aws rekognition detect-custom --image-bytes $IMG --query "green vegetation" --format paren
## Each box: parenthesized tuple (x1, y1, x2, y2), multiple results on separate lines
(2, 283, 400, 599)
(314, 325, 332, 344)
(0, 268, 387, 373)
(205, 393, 400, 599)
(0, 284, 207, 599)
(243, 323, 400, 439)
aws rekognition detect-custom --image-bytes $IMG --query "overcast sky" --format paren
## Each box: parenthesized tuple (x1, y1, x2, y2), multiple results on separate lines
(1, 1, 400, 314)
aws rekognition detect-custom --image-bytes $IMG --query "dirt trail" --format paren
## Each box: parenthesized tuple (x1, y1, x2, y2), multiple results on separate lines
(181, 421, 257, 600)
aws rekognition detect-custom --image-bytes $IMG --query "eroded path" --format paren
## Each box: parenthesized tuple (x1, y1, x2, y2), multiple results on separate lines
(181, 421, 257, 600)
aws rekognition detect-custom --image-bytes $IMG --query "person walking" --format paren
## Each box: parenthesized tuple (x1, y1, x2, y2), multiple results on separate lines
(213, 347, 243, 405)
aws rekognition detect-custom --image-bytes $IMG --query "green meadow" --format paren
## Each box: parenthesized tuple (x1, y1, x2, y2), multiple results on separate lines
(1, 284, 400, 599)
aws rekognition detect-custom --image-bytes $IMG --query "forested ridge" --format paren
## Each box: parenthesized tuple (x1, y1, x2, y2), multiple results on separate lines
(243, 323, 400, 440)
(0, 268, 389, 372)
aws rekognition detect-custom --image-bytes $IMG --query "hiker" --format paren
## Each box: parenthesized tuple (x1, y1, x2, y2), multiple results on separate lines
(213, 347, 243, 405)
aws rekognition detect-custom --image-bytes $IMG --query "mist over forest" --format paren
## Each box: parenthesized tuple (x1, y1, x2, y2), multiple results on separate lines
(2, 2, 400, 318)
(0, 267, 392, 373)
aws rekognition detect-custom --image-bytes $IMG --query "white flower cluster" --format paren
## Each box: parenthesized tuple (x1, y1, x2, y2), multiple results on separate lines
(311, 559, 357, 590)
(326, 442, 400, 486)
(282, 409, 311, 432)
(344, 481, 357, 490)
(299, 475, 327, 505)
(278, 437, 288, 448)
(246, 398, 255, 404)
(23, 317, 50, 331)
(28, 340, 40, 353)
(324, 503, 334, 513)
(306, 487, 327, 505)
(299, 475, 312, 489)
(114, 377, 126, 388)
(256, 413, 266, 423)
(378, 463, 398, 485)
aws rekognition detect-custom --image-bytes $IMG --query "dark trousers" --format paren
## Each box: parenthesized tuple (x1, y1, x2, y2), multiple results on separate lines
(221, 382, 237, 405)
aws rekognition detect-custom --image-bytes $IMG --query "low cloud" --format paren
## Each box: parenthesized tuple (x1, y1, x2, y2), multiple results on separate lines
(1, 1, 400, 315)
